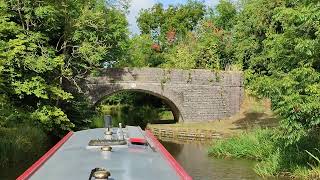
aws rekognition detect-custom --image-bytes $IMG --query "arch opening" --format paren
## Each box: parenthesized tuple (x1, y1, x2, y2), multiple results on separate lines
(93, 89, 182, 129)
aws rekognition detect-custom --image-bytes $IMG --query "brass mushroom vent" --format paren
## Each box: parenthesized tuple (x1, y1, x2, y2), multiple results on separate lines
(89, 168, 111, 180)
(101, 145, 112, 152)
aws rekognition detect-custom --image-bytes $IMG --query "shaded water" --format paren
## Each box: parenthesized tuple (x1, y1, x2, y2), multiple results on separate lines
(161, 141, 282, 180)
(0, 162, 30, 179)
(92, 105, 175, 129)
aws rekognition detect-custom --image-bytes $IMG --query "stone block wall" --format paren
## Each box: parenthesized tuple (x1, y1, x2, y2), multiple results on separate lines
(85, 68, 244, 122)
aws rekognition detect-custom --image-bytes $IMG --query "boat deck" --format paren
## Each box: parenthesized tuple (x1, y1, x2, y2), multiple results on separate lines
(23, 127, 188, 180)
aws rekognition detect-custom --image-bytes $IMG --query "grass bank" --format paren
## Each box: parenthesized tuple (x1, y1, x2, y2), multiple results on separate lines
(208, 129, 320, 179)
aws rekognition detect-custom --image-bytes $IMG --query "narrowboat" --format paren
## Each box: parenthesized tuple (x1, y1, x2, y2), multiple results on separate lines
(17, 116, 192, 180)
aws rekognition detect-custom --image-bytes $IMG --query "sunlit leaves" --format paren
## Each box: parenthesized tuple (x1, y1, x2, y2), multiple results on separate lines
(12, 76, 73, 101)
(137, 1, 205, 42)
(77, 41, 109, 66)
(262, 1, 320, 72)
(49, 86, 73, 100)
(31, 106, 74, 133)
(72, 0, 129, 66)
(125, 34, 159, 67)
(13, 77, 48, 99)
(24, 55, 64, 73)
(34, 5, 59, 29)
(163, 41, 197, 69)
(0, 0, 129, 134)
(233, 0, 320, 143)
(249, 67, 320, 144)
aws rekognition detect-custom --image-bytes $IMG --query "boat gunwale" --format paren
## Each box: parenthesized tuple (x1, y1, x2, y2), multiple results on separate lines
(145, 130, 192, 180)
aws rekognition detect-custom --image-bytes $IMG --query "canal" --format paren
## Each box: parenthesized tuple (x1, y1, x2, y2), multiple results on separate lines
(161, 140, 284, 180)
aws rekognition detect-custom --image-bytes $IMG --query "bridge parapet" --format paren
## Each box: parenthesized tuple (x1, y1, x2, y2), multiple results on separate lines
(87, 68, 243, 87)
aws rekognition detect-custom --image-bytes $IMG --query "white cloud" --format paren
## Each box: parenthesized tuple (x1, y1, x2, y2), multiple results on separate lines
(127, 0, 156, 35)
(205, 0, 220, 8)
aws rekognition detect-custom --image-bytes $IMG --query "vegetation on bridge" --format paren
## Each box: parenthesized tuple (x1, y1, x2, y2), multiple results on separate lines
(0, 0, 319, 178)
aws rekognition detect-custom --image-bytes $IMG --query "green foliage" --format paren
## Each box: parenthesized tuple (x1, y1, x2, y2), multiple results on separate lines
(99, 91, 139, 105)
(232, 0, 282, 70)
(129, 1, 206, 68)
(123, 34, 165, 67)
(163, 35, 197, 69)
(91, 105, 163, 129)
(0, 0, 319, 177)
(263, 1, 320, 72)
(0, 0, 129, 135)
(131, 1, 235, 70)
(137, 1, 205, 41)
(231, 0, 320, 144)
(209, 129, 320, 177)
(158, 110, 174, 120)
(31, 106, 74, 134)
(92, 91, 175, 129)
(207, 1, 320, 176)
(61, 94, 95, 130)
(305, 149, 320, 165)
(162, 21, 232, 70)
(232, 0, 320, 73)
(129, 0, 319, 146)
(208, 0, 237, 31)
(248, 68, 320, 144)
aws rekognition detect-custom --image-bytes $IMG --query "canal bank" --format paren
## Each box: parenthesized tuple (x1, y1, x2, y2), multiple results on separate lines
(147, 95, 278, 141)
(148, 95, 320, 179)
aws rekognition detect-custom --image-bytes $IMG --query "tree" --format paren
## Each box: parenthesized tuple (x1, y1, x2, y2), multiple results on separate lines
(162, 20, 233, 70)
(236, 0, 320, 143)
(137, 1, 205, 44)
(123, 34, 165, 67)
(209, 0, 237, 31)
(249, 68, 320, 144)
(232, 0, 283, 71)
(162, 33, 197, 69)
(0, 0, 129, 135)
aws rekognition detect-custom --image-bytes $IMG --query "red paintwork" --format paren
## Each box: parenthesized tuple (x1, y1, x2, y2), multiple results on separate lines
(16, 131, 73, 180)
(129, 137, 147, 144)
(145, 130, 193, 180)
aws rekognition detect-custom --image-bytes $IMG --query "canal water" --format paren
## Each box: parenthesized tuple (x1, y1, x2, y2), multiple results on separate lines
(161, 141, 282, 180)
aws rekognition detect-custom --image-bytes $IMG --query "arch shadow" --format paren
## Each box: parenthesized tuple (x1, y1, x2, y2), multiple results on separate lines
(94, 89, 182, 122)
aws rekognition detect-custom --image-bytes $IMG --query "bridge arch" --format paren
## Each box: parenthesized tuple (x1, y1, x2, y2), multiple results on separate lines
(84, 67, 243, 122)
(94, 88, 183, 122)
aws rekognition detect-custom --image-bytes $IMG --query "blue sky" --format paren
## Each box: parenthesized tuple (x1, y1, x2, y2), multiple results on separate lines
(127, 0, 220, 35)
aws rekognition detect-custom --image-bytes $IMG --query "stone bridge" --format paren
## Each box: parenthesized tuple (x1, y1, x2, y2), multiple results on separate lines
(84, 68, 244, 122)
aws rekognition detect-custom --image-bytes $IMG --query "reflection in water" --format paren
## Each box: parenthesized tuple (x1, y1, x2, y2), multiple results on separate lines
(0, 161, 31, 179)
(97, 105, 174, 129)
(161, 141, 280, 180)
